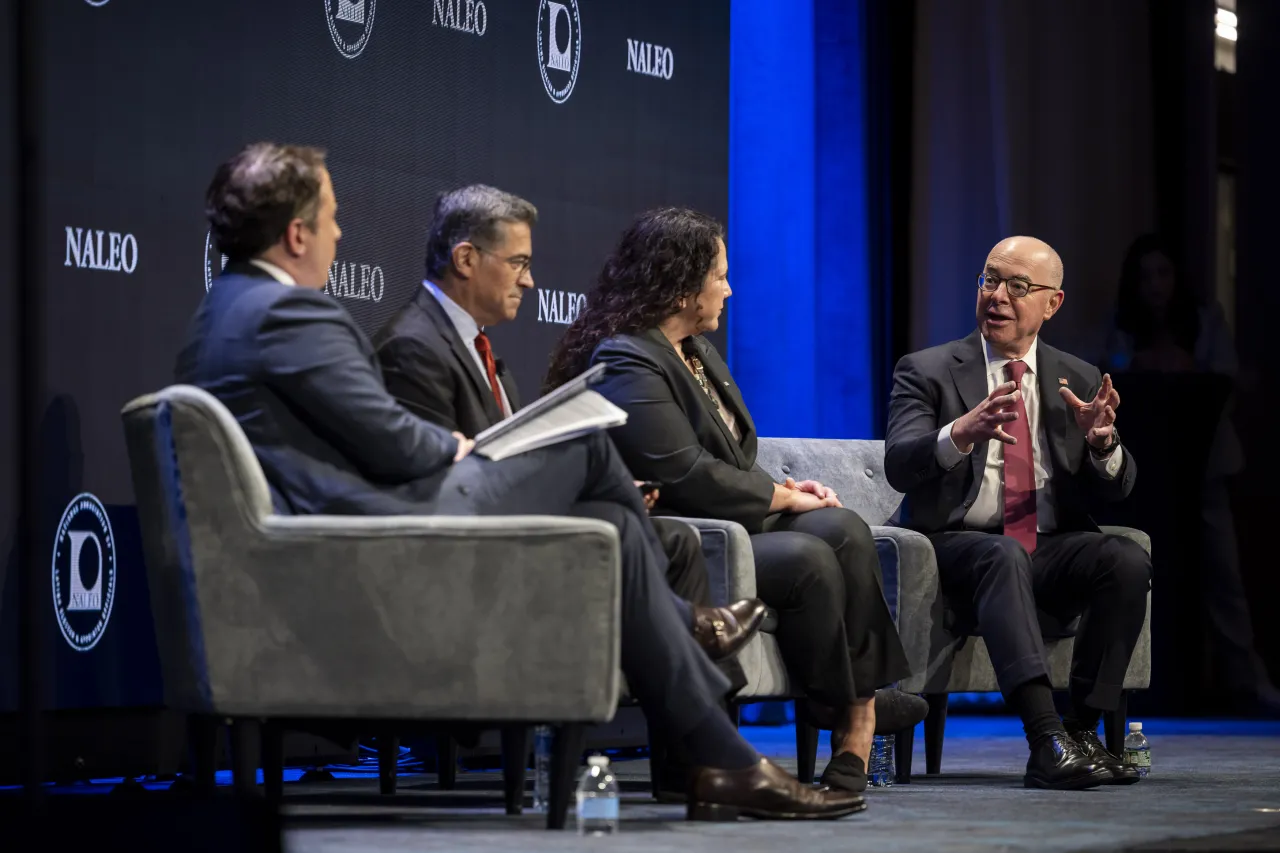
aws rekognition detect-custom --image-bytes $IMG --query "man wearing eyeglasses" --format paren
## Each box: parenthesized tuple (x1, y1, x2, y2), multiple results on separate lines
(373, 185, 765, 669)
(885, 236, 1150, 791)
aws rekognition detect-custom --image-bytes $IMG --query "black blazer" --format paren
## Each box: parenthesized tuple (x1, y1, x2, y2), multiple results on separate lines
(173, 262, 459, 516)
(591, 329, 776, 533)
(884, 330, 1138, 534)
(373, 286, 520, 437)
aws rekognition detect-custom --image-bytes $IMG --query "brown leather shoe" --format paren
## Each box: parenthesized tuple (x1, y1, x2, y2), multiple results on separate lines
(692, 599, 767, 661)
(688, 758, 867, 820)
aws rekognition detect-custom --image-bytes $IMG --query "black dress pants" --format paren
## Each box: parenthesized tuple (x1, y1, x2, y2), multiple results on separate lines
(653, 517, 712, 607)
(928, 530, 1151, 711)
(434, 431, 732, 738)
(751, 507, 911, 705)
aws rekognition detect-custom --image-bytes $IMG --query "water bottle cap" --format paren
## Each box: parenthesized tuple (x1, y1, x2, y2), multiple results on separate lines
(587, 755, 610, 767)
(1128, 722, 1142, 732)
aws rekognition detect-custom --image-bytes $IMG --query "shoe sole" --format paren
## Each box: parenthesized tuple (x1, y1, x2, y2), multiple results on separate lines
(1023, 767, 1113, 790)
(689, 799, 868, 821)
(1102, 771, 1142, 786)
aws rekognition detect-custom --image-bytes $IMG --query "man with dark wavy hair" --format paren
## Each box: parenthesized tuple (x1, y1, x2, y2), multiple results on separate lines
(176, 143, 863, 821)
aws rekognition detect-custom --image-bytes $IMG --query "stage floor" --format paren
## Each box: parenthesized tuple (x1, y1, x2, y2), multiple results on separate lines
(283, 717, 1280, 853)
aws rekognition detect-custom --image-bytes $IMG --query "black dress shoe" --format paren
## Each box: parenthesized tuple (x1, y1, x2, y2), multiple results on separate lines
(693, 599, 767, 661)
(1024, 732, 1112, 790)
(1068, 728, 1141, 785)
(688, 758, 867, 820)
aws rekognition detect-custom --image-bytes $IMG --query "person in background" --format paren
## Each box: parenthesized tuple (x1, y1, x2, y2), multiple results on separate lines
(886, 235, 1149, 790)
(544, 208, 926, 796)
(176, 142, 864, 821)
(1104, 233, 1279, 714)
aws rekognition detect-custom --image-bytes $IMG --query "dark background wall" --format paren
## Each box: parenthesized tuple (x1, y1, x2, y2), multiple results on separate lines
(1, 0, 729, 712)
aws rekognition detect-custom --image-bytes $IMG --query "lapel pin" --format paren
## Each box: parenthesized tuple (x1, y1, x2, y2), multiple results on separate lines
(1058, 377, 1069, 386)
(723, 381, 730, 386)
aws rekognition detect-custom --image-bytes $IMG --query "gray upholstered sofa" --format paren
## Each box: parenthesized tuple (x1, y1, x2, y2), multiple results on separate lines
(121, 385, 621, 827)
(721, 437, 1150, 780)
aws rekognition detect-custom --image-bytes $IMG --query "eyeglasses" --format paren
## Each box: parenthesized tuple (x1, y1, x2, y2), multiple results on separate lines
(977, 271, 1057, 298)
(471, 244, 532, 278)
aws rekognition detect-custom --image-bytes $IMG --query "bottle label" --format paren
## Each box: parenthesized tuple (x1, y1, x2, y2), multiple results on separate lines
(578, 796, 619, 821)
(1123, 748, 1151, 768)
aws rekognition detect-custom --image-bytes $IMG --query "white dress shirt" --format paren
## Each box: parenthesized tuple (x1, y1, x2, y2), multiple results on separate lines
(422, 280, 513, 417)
(935, 336, 1124, 533)
(249, 258, 296, 285)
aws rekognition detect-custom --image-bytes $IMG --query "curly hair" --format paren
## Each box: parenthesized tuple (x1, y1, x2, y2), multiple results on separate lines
(543, 208, 724, 391)
(206, 142, 327, 261)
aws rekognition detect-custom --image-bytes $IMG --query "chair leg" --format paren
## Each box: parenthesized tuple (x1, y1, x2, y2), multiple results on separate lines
(547, 723, 586, 830)
(228, 719, 260, 796)
(924, 693, 948, 775)
(378, 733, 400, 796)
(1103, 690, 1129, 757)
(436, 735, 458, 790)
(501, 726, 531, 815)
(794, 702, 819, 785)
(261, 721, 284, 802)
(895, 724, 915, 784)
(187, 714, 218, 796)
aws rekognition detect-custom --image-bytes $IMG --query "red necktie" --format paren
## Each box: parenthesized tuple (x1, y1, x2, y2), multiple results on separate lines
(1002, 360, 1037, 553)
(473, 332, 506, 417)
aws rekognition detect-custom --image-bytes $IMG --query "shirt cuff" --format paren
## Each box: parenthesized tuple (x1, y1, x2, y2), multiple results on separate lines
(936, 421, 970, 471)
(1091, 444, 1124, 479)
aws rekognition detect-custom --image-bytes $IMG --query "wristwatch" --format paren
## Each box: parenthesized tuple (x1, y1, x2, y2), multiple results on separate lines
(1087, 428, 1119, 459)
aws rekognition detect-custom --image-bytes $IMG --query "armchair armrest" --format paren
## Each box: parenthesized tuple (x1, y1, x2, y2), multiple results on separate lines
(870, 525, 949, 693)
(189, 515, 622, 721)
(656, 516, 755, 606)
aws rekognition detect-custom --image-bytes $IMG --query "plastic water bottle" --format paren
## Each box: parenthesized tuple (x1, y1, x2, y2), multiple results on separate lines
(532, 725, 552, 813)
(868, 734, 895, 787)
(575, 755, 619, 836)
(1123, 722, 1150, 778)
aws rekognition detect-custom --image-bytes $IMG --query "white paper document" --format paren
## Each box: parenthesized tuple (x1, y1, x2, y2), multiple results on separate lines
(473, 364, 627, 461)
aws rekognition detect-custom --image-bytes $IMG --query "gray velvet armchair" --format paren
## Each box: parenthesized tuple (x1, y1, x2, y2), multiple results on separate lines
(121, 385, 622, 827)
(754, 437, 1151, 781)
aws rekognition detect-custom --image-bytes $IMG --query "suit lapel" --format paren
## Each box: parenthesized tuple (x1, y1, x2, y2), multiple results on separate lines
(414, 289, 505, 424)
(496, 359, 521, 412)
(1035, 342, 1076, 470)
(693, 336, 755, 460)
(949, 331, 990, 492)
(643, 328, 748, 465)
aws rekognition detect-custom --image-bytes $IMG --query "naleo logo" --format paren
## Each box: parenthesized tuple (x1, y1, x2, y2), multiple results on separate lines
(433, 0, 487, 36)
(326, 0, 377, 58)
(538, 288, 586, 324)
(65, 227, 138, 274)
(537, 0, 581, 104)
(326, 259, 385, 302)
(626, 39, 673, 80)
(52, 493, 117, 653)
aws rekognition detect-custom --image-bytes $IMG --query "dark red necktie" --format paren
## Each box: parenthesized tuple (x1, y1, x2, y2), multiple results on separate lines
(473, 332, 506, 417)
(1002, 360, 1037, 553)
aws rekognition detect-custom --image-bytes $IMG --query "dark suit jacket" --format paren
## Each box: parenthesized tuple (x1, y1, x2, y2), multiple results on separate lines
(590, 329, 776, 533)
(884, 329, 1137, 534)
(373, 286, 520, 436)
(174, 262, 459, 516)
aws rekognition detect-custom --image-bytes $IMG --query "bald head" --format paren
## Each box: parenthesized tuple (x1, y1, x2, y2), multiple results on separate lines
(989, 235, 1063, 289)
(976, 235, 1066, 358)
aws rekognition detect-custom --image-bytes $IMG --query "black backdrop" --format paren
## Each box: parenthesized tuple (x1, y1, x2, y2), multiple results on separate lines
(1, 0, 729, 712)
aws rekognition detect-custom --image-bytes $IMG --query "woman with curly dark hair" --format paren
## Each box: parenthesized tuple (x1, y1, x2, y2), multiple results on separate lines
(546, 208, 920, 794)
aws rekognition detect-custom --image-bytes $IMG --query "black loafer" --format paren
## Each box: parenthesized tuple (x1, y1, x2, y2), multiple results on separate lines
(1068, 728, 1142, 785)
(820, 751, 868, 794)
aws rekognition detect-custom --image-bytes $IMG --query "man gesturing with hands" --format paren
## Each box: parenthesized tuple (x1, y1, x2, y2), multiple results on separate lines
(885, 236, 1150, 791)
